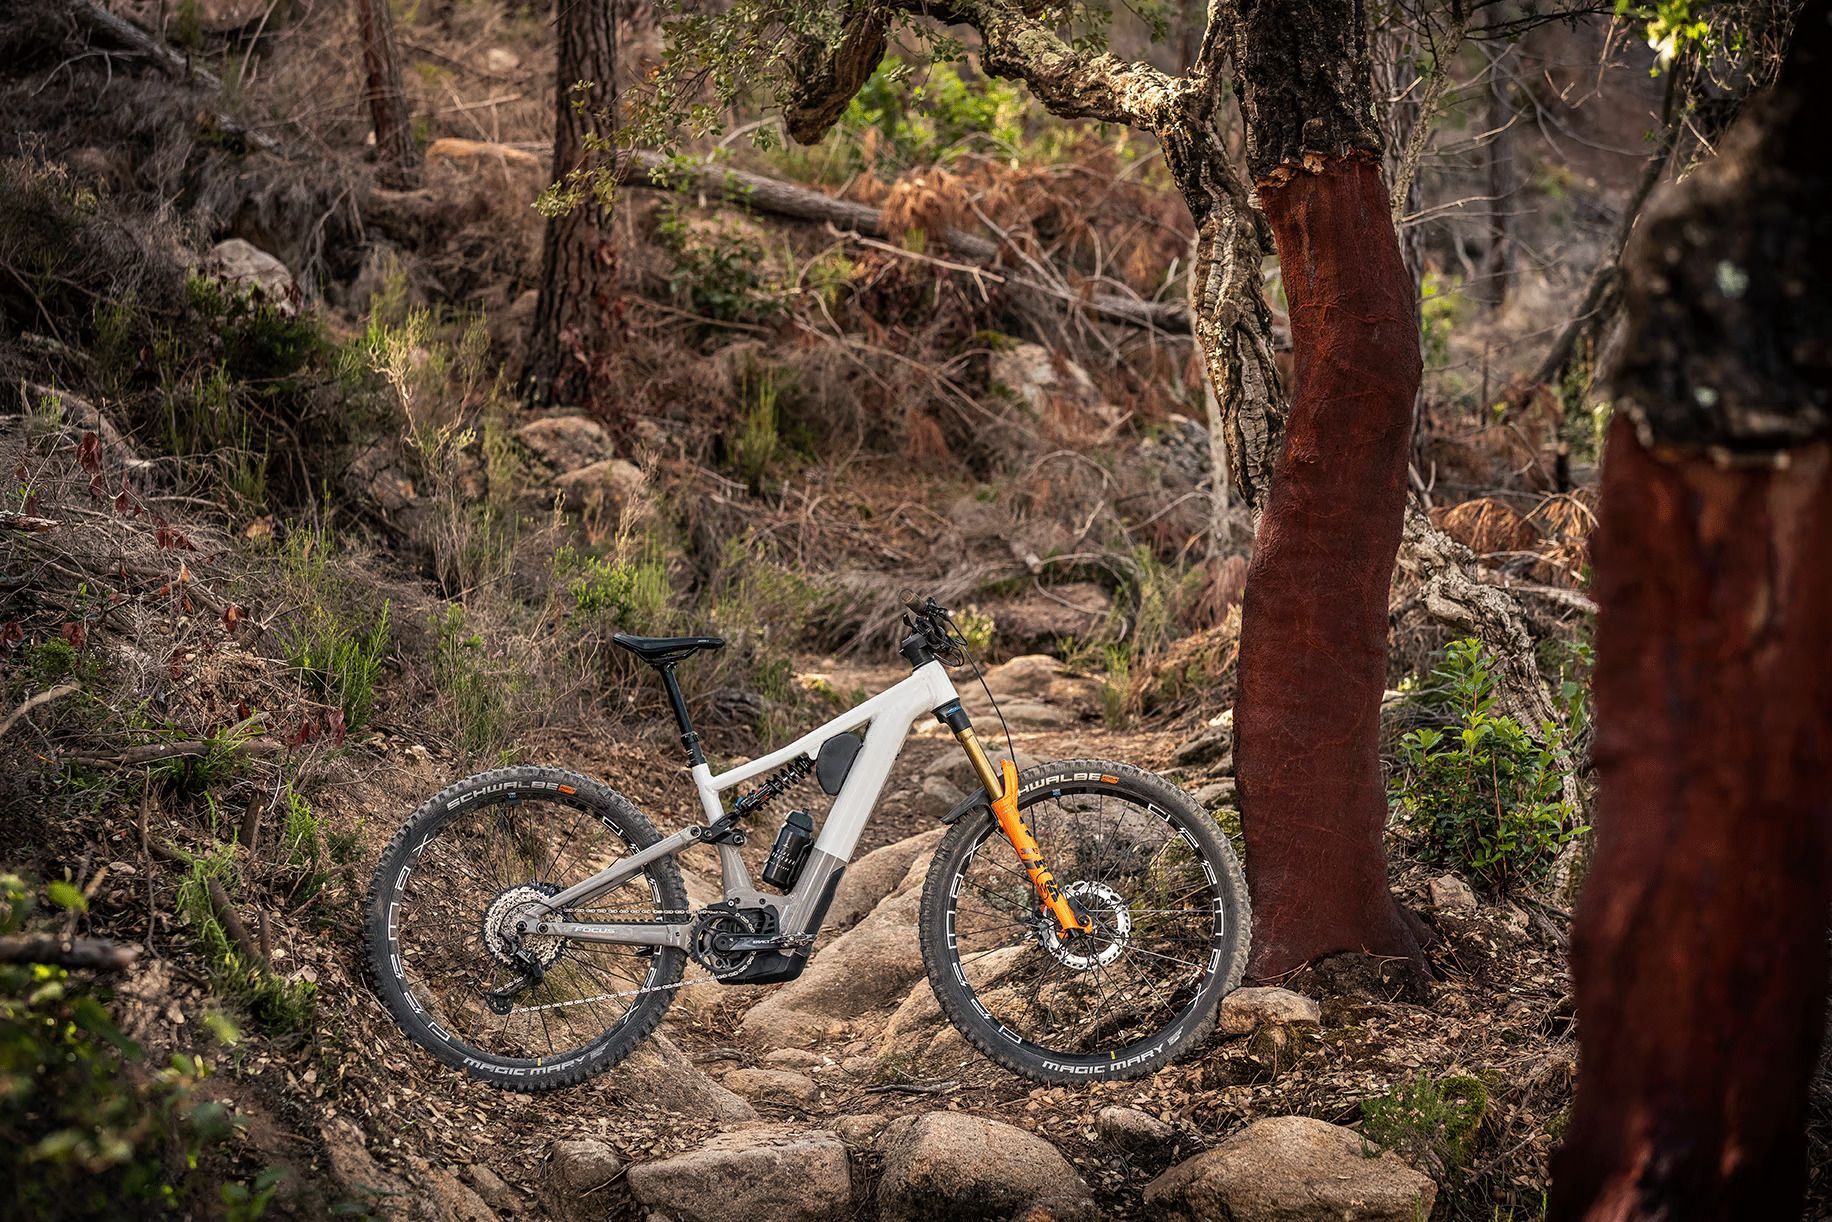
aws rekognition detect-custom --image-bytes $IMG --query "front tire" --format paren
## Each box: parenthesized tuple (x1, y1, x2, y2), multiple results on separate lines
(364, 766, 688, 1092)
(919, 759, 1249, 1084)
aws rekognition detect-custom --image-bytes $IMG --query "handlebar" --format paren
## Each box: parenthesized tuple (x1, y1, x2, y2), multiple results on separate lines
(898, 588, 945, 618)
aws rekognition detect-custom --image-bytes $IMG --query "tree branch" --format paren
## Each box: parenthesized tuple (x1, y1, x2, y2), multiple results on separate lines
(783, 0, 1189, 141)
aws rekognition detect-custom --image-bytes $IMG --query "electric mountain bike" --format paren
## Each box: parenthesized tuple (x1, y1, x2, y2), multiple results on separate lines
(364, 593, 1250, 1090)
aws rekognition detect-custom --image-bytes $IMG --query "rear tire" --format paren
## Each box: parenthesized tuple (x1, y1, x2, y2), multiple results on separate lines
(364, 766, 687, 1092)
(919, 759, 1249, 1084)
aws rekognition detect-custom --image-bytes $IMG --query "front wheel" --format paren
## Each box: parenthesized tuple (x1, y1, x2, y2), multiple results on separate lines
(920, 759, 1249, 1083)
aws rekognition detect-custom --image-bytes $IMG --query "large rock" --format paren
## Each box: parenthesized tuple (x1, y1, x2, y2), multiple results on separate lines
(1429, 874, 1478, 913)
(1217, 987, 1322, 1036)
(203, 238, 300, 314)
(618, 1032, 757, 1122)
(625, 1125, 850, 1222)
(554, 458, 646, 526)
(721, 1067, 820, 1106)
(1095, 1105, 1180, 1158)
(740, 856, 929, 1047)
(408, 1161, 498, 1222)
(1171, 725, 1233, 769)
(319, 1116, 408, 1208)
(543, 1138, 624, 1222)
(977, 581, 1114, 654)
(920, 745, 1038, 801)
(826, 827, 944, 932)
(876, 1112, 1097, 1221)
(970, 655, 1102, 727)
(1145, 1115, 1437, 1222)
(515, 415, 614, 473)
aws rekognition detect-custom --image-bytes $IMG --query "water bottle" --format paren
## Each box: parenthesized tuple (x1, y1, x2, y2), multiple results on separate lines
(761, 809, 816, 890)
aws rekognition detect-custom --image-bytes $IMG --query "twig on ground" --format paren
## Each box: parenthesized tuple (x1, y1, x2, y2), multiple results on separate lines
(0, 683, 80, 739)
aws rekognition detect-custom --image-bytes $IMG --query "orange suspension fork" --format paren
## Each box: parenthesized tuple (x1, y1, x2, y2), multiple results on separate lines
(953, 726, 1091, 936)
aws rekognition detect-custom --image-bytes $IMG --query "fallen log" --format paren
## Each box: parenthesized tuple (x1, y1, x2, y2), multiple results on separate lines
(0, 933, 139, 972)
(615, 150, 1190, 333)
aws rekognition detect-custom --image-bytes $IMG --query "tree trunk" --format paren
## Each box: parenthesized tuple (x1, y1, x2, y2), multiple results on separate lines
(1472, 38, 1514, 309)
(523, 0, 620, 409)
(1223, 0, 1427, 979)
(1551, 5, 1832, 1214)
(1161, 83, 1287, 528)
(353, 0, 419, 190)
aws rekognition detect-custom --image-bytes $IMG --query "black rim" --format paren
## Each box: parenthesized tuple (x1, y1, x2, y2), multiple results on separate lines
(944, 781, 1227, 1070)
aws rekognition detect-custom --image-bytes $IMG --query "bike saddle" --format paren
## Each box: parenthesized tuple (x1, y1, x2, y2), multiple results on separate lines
(611, 633, 726, 666)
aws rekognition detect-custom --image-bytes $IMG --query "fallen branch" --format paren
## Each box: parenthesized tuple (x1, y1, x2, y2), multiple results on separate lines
(64, 735, 283, 768)
(0, 682, 80, 739)
(0, 933, 140, 971)
(206, 877, 269, 970)
(69, 0, 282, 154)
(0, 512, 60, 532)
(618, 151, 1189, 333)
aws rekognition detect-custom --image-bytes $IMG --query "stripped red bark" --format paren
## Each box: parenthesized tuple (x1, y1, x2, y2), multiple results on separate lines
(1550, 422, 1832, 1217)
(1235, 156, 1425, 978)
(1551, 4, 1832, 1213)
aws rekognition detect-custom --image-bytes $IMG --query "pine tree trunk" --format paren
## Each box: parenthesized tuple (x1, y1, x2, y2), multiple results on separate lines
(354, 0, 419, 190)
(523, 0, 620, 408)
(1222, 0, 1427, 978)
(1551, 5, 1832, 1214)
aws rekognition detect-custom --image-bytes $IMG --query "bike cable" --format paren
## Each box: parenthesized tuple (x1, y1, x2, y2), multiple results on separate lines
(942, 609, 1018, 772)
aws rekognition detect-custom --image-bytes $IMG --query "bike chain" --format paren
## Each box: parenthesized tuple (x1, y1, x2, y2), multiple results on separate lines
(505, 908, 747, 1015)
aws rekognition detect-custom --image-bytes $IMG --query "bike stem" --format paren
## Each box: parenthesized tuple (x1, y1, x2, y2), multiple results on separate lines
(952, 726, 1092, 937)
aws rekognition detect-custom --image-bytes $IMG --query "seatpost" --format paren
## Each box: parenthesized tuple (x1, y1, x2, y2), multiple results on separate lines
(657, 665, 705, 766)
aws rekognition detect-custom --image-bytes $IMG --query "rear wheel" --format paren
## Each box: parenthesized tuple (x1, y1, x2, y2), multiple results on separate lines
(363, 766, 687, 1091)
(919, 759, 1249, 1083)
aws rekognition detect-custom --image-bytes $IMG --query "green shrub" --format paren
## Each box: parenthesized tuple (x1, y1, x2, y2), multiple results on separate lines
(1, 874, 247, 1218)
(843, 57, 1026, 166)
(1361, 1071, 1488, 1179)
(729, 364, 783, 492)
(1390, 639, 1585, 892)
(433, 605, 524, 758)
(655, 201, 778, 321)
(276, 527, 392, 732)
(174, 852, 316, 1037)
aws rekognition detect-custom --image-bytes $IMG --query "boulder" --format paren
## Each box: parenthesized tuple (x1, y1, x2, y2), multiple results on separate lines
(920, 746, 1038, 799)
(761, 1047, 827, 1070)
(618, 1032, 757, 1122)
(1191, 779, 1237, 809)
(543, 1138, 624, 1222)
(977, 582, 1114, 654)
(464, 1165, 523, 1215)
(833, 1112, 890, 1146)
(721, 1067, 820, 1106)
(1171, 725, 1233, 769)
(515, 415, 615, 473)
(203, 238, 300, 314)
(554, 458, 646, 525)
(1145, 1115, 1437, 1222)
(625, 1125, 850, 1222)
(482, 47, 521, 74)
(1095, 1105, 1180, 1158)
(826, 827, 943, 931)
(988, 342, 1099, 412)
(1429, 874, 1479, 913)
(319, 1115, 408, 1206)
(740, 856, 929, 1047)
(974, 655, 1099, 710)
(876, 1112, 1097, 1222)
(409, 1162, 498, 1222)
(1217, 987, 1322, 1036)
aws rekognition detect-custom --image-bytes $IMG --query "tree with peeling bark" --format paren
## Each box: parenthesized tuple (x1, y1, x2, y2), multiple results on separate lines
(353, 0, 420, 190)
(650, 0, 1463, 977)
(524, 0, 622, 409)
(1550, 2, 1831, 1215)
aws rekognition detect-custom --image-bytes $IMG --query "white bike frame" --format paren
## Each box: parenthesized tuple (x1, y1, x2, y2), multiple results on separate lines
(523, 659, 973, 952)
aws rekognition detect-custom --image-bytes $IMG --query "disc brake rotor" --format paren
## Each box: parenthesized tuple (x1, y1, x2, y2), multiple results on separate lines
(1038, 881, 1131, 970)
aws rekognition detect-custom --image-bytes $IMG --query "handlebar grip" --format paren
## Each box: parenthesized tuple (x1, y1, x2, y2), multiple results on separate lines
(899, 589, 929, 615)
